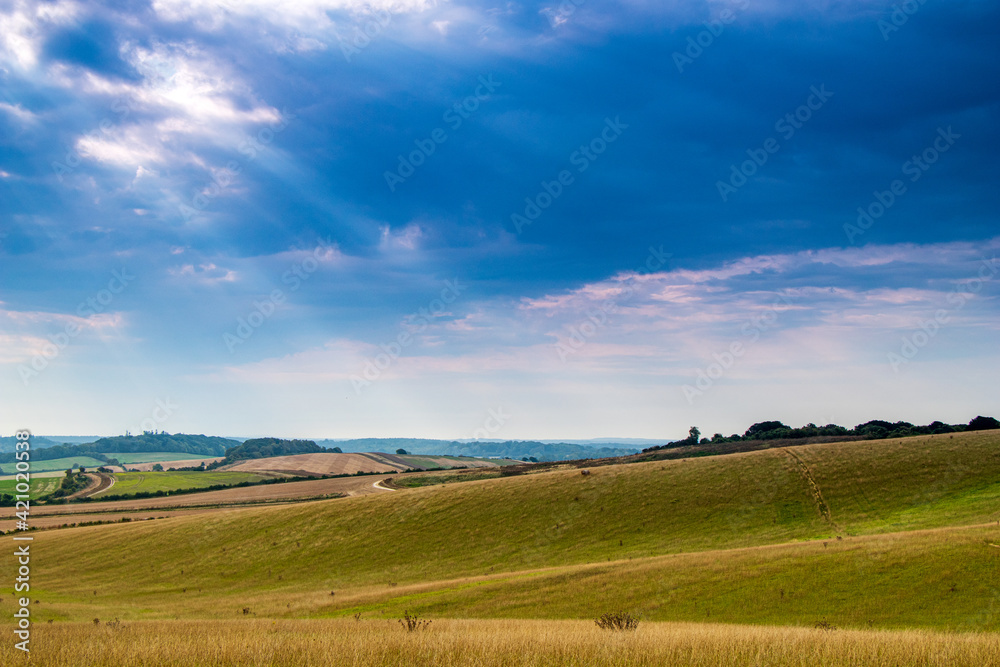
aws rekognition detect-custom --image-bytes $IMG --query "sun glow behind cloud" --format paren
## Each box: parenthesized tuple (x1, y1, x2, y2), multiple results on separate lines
(0, 0, 997, 436)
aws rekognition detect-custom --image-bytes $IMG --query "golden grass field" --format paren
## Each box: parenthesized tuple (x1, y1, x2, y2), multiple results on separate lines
(4, 430, 1000, 664)
(221, 452, 403, 476)
(126, 457, 223, 472)
(221, 452, 511, 476)
(2, 619, 999, 666)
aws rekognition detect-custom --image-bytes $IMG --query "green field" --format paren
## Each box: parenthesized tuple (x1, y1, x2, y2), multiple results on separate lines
(102, 452, 218, 464)
(0, 474, 62, 499)
(11, 430, 1000, 632)
(0, 456, 106, 474)
(92, 470, 269, 497)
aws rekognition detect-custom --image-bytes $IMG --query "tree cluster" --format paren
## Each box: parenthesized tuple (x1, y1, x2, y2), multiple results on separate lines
(643, 415, 998, 453)
(0, 433, 237, 464)
(207, 438, 341, 468)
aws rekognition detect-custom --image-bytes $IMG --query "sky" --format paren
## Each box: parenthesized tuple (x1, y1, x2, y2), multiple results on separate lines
(1, 0, 998, 440)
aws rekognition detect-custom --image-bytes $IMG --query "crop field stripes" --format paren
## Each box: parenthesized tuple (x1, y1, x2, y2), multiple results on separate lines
(781, 448, 841, 533)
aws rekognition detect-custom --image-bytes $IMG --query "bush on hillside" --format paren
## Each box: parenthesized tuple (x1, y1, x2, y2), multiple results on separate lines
(967, 416, 1000, 431)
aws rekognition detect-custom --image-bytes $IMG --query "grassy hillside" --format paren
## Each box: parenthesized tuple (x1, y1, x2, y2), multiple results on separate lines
(15, 430, 1000, 629)
(793, 434, 1000, 534)
(2, 619, 999, 667)
(314, 523, 1000, 630)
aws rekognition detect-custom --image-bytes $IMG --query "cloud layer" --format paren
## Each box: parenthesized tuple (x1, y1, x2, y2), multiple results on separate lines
(1, 0, 997, 437)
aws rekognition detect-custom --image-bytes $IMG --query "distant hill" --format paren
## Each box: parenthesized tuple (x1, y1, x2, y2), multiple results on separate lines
(0, 435, 68, 453)
(315, 438, 457, 454)
(0, 433, 239, 464)
(314, 438, 638, 461)
(39, 435, 106, 445)
(446, 440, 638, 461)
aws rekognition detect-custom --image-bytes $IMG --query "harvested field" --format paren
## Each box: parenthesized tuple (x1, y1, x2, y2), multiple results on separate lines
(222, 453, 403, 476)
(127, 457, 224, 471)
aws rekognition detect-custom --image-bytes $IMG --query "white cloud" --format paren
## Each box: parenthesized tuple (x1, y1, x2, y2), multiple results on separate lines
(0, 301, 128, 362)
(151, 0, 441, 41)
(167, 262, 238, 284)
(379, 223, 424, 251)
(208, 238, 999, 399)
(0, 101, 36, 122)
(63, 41, 285, 174)
(0, 0, 82, 70)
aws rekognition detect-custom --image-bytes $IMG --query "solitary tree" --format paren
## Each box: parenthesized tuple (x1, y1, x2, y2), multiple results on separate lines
(395, 448, 408, 455)
(152, 463, 164, 472)
(688, 426, 701, 444)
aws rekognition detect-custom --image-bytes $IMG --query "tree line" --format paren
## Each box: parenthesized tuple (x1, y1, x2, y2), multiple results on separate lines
(644, 416, 1000, 453)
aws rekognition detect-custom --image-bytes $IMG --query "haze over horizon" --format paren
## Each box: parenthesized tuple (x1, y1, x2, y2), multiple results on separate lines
(2, 0, 998, 439)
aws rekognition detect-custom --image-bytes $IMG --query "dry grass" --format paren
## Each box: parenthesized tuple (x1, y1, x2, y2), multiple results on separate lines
(222, 453, 401, 476)
(126, 458, 223, 472)
(3, 618, 998, 666)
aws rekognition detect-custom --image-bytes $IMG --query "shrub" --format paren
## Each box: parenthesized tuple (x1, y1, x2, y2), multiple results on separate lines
(398, 611, 431, 632)
(595, 611, 640, 631)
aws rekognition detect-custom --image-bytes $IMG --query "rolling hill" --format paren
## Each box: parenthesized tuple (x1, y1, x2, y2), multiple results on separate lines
(314, 438, 639, 461)
(0, 433, 239, 464)
(16, 429, 1000, 630)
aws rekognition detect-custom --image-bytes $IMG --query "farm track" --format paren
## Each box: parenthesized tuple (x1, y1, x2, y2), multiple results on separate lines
(61, 472, 117, 501)
(781, 448, 842, 533)
(83, 472, 115, 498)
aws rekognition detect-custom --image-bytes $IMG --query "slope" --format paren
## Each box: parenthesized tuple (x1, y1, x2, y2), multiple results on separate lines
(19, 430, 1000, 627)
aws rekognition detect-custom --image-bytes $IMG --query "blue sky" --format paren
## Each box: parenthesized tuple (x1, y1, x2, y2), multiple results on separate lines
(1, 0, 997, 439)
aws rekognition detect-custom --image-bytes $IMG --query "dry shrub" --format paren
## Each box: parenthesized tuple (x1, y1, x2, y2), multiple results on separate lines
(399, 611, 431, 632)
(595, 611, 639, 631)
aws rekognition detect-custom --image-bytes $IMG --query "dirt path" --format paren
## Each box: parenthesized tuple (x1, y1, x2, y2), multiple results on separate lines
(64, 473, 102, 501)
(781, 448, 842, 533)
(372, 479, 395, 491)
(86, 472, 115, 498)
